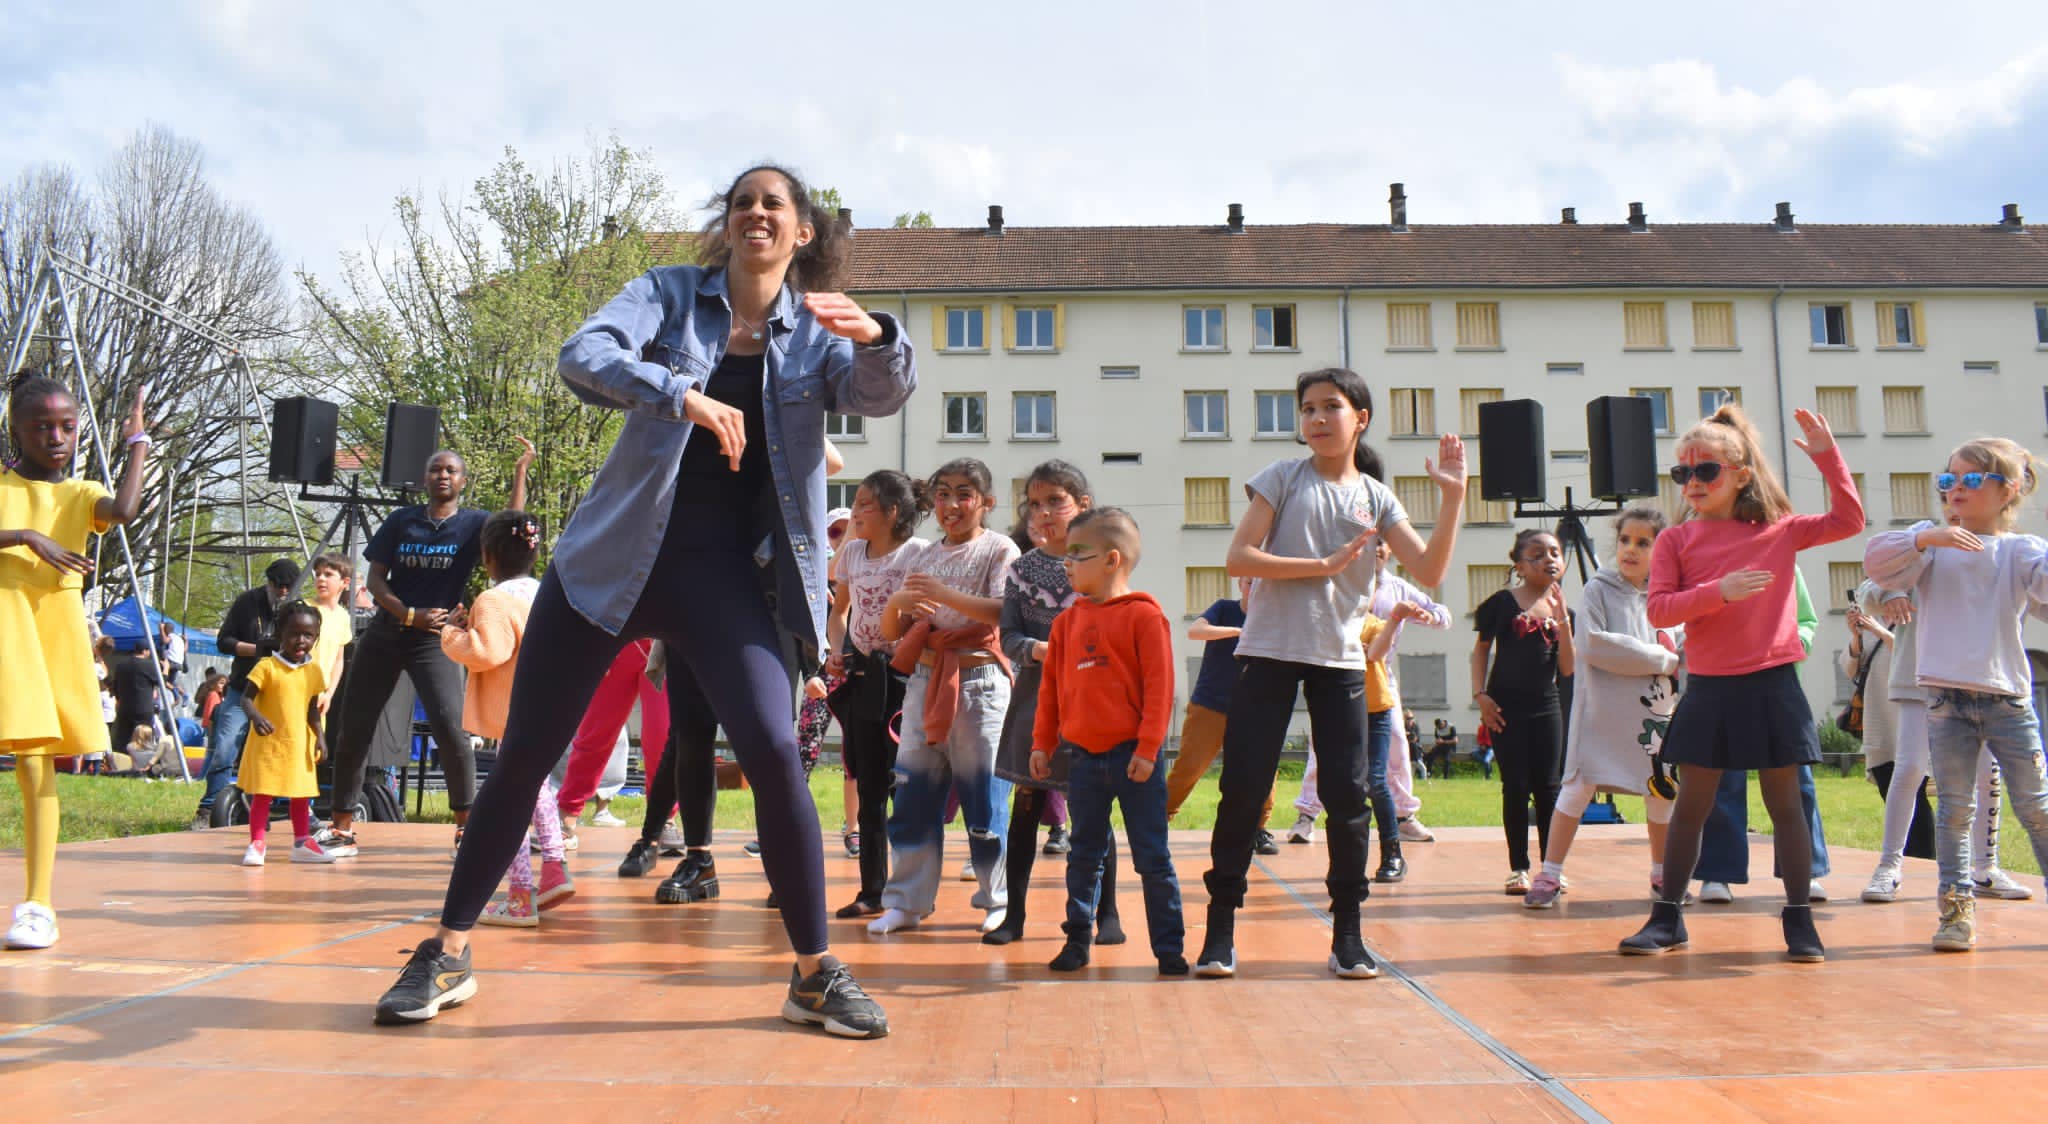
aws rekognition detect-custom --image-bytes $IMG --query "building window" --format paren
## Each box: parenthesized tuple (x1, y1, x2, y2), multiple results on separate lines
(1102, 452, 1143, 465)
(1253, 304, 1297, 350)
(1814, 387, 1860, 434)
(1387, 302, 1433, 350)
(825, 413, 866, 441)
(1623, 301, 1669, 349)
(1827, 562, 1864, 612)
(1397, 653, 1449, 708)
(826, 479, 860, 510)
(1101, 365, 1139, 380)
(1394, 476, 1439, 526)
(1882, 386, 1927, 434)
(1458, 387, 1503, 435)
(1185, 391, 1228, 439)
(1547, 362, 1583, 378)
(1891, 473, 1933, 523)
(942, 392, 986, 439)
(1810, 303, 1852, 347)
(1467, 564, 1512, 612)
(1254, 390, 1295, 438)
(1455, 302, 1501, 349)
(1631, 388, 1673, 435)
(1183, 305, 1226, 351)
(1698, 386, 1740, 418)
(1964, 361, 1999, 376)
(1389, 387, 1435, 436)
(1012, 392, 1055, 440)
(1186, 566, 1230, 616)
(2037, 303, 2048, 345)
(1184, 477, 1231, 526)
(1011, 306, 1058, 352)
(1875, 301, 1922, 349)
(1551, 450, 1588, 463)
(1692, 301, 1738, 349)
(1465, 478, 1509, 525)
(942, 306, 987, 351)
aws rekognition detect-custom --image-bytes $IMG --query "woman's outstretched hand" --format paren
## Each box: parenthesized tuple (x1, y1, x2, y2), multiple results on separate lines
(805, 292, 882, 345)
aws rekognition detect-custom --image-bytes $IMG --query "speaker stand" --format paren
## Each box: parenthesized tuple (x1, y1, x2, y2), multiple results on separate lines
(285, 474, 405, 603)
(1513, 487, 1621, 585)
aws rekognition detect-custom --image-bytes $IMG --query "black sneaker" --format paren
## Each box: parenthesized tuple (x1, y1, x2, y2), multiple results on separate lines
(782, 958, 888, 1039)
(372, 938, 477, 1025)
(1254, 829, 1280, 856)
(742, 839, 763, 858)
(655, 852, 720, 904)
(1042, 825, 1072, 855)
(618, 839, 659, 878)
(1329, 932, 1381, 979)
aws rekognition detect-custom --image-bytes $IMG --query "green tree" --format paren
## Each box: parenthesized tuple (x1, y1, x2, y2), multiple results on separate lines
(893, 211, 935, 228)
(297, 136, 678, 548)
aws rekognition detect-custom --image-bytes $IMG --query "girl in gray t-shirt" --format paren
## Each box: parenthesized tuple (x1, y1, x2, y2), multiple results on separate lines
(1196, 368, 1468, 983)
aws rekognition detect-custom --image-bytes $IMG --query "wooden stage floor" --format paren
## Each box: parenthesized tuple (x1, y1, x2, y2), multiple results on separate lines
(3, 822, 2045, 1121)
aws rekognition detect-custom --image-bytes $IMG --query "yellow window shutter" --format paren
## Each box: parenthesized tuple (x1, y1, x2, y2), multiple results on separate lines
(1875, 303, 1895, 348)
(998, 304, 1012, 351)
(1912, 301, 1926, 347)
(933, 306, 947, 353)
(983, 305, 993, 349)
(1053, 303, 1066, 350)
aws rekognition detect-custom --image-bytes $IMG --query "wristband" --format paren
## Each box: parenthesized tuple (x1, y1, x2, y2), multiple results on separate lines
(404, 607, 415, 628)
(124, 432, 152, 448)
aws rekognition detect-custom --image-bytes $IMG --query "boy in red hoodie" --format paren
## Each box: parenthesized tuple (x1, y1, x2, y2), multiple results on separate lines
(1031, 508, 1187, 975)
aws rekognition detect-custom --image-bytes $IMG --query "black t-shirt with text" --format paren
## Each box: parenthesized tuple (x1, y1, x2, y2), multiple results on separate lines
(366, 506, 489, 613)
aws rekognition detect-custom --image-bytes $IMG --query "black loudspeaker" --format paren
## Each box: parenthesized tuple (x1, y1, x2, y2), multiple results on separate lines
(1477, 399, 1546, 502)
(268, 397, 337, 485)
(380, 403, 442, 490)
(1587, 395, 1658, 500)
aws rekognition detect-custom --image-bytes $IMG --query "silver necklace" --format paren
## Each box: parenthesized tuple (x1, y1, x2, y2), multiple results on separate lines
(733, 309, 766, 342)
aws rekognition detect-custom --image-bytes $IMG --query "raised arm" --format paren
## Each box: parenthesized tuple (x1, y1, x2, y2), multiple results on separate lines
(94, 391, 150, 527)
(508, 435, 533, 512)
(1381, 434, 1468, 588)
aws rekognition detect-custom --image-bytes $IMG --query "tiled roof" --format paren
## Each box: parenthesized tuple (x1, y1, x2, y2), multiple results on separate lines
(782, 221, 2048, 293)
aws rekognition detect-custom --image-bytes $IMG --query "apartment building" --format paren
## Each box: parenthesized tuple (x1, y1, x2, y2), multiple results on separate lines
(829, 195, 2048, 737)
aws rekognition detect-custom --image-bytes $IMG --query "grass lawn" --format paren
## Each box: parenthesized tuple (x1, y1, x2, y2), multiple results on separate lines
(1, 762, 2038, 877)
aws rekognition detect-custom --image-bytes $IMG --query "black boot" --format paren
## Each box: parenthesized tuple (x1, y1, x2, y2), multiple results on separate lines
(1374, 838, 1407, 884)
(1330, 904, 1380, 978)
(655, 851, 719, 904)
(1095, 832, 1126, 945)
(1194, 903, 1236, 978)
(987, 789, 1039, 946)
(1618, 900, 1688, 955)
(1782, 904, 1825, 963)
(1049, 921, 1091, 972)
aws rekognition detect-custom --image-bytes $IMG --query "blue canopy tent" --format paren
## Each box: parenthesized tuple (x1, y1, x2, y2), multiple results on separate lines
(97, 596, 224, 661)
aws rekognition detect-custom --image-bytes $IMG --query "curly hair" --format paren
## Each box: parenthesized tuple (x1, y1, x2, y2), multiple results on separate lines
(696, 164, 850, 293)
(480, 509, 542, 576)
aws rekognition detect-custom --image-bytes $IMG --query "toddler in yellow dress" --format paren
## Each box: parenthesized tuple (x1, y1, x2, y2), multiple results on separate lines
(237, 602, 340, 866)
(1, 373, 151, 949)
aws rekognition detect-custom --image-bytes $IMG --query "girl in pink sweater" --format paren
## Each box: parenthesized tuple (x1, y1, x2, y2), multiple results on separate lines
(438, 512, 570, 927)
(1619, 405, 1861, 962)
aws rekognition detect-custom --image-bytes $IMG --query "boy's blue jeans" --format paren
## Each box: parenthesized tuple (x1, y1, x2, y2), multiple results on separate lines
(1927, 687, 2048, 897)
(1064, 741, 1184, 958)
(198, 684, 252, 813)
(882, 664, 1012, 914)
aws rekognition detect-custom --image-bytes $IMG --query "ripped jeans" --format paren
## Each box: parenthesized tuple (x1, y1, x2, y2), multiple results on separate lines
(880, 664, 1013, 914)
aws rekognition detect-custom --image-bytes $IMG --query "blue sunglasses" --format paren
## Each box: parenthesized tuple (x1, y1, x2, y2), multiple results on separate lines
(1935, 471, 2007, 493)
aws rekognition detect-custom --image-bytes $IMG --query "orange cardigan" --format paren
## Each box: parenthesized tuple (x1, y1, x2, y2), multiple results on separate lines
(438, 583, 534, 739)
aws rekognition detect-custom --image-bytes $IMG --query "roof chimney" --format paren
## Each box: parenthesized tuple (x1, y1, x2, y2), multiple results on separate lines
(1560, 207, 1577, 225)
(837, 207, 853, 229)
(2002, 203, 2025, 229)
(986, 204, 1004, 237)
(1389, 183, 1408, 232)
(1226, 203, 1244, 233)
(601, 214, 619, 240)
(1627, 202, 1648, 232)
(1774, 201, 1796, 232)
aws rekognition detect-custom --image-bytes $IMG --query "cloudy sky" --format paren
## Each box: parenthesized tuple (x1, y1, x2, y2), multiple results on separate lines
(6, 0, 2046, 277)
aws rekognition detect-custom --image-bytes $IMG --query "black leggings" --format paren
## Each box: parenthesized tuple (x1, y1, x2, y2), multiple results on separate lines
(333, 615, 476, 813)
(639, 662, 718, 849)
(439, 550, 825, 954)
(1007, 784, 1118, 931)
(1492, 699, 1563, 872)
(834, 655, 904, 904)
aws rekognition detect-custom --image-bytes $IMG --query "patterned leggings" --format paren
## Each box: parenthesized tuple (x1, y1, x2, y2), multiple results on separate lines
(508, 776, 567, 890)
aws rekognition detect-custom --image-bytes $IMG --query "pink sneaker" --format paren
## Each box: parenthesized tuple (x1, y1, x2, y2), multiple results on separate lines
(1523, 872, 1563, 909)
(480, 887, 539, 928)
(535, 860, 576, 911)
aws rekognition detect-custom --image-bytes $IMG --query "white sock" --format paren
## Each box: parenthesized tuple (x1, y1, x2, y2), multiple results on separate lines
(1540, 860, 1564, 880)
(1650, 863, 1664, 880)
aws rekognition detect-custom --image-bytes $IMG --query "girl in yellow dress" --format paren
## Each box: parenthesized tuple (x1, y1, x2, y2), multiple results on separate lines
(2, 373, 151, 950)
(236, 602, 339, 866)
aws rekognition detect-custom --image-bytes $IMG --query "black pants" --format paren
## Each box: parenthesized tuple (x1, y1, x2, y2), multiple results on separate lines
(1206, 658, 1372, 912)
(639, 661, 718, 848)
(831, 651, 905, 904)
(332, 615, 475, 813)
(1493, 698, 1563, 872)
(1871, 760, 1937, 861)
(1008, 782, 1118, 931)
(439, 538, 827, 954)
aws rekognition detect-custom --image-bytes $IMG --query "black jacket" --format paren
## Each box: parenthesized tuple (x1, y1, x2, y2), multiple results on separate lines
(216, 587, 278, 691)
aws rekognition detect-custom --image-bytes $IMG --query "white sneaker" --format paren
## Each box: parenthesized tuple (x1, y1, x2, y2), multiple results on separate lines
(981, 907, 1009, 934)
(241, 842, 267, 867)
(189, 813, 212, 832)
(1397, 817, 1435, 843)
(1976, 869, 2036, 900)
(291, 839, 338, 864)
(1699, 881, 1734, 904)
(314, 826, 359, 859)
(1287, 812, 1316, 844)
(4, 902, 58, 950)
(657, 823, 687, 852)
(866, 907, 926, 935)
(1808, 881, 1829, 903)
(591, 809, 627, 828)
(958, 858, 977, 882)
(1861, 864, 1903, 903)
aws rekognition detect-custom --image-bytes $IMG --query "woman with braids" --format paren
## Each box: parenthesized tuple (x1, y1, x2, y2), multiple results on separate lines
(373, 165, 915, 1039)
